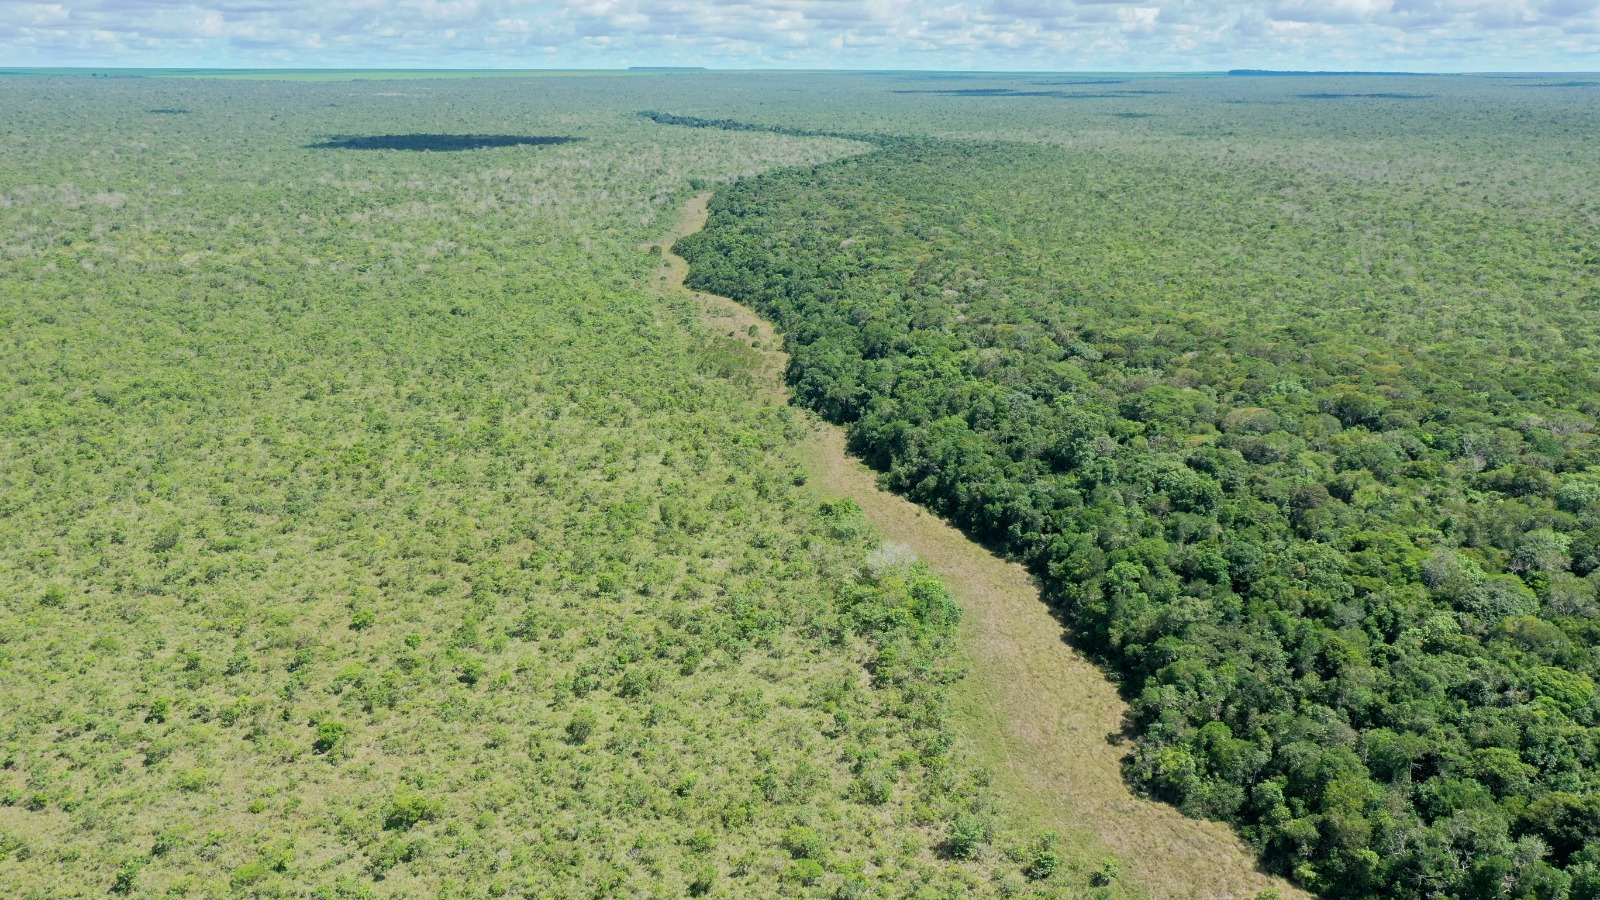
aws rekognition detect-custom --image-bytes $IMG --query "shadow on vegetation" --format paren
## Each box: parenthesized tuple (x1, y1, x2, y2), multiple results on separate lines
(892, 88, 1036, 96)
(1230, 68, 1431, 76)
(1299, 92, 1433, 99)
(869, 71, 981, 80)
(307, 134, 583, 151)
(893, 88, 1161, 100)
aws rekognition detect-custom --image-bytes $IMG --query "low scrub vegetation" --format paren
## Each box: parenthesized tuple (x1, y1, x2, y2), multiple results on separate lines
(0, 74, 1101, 898)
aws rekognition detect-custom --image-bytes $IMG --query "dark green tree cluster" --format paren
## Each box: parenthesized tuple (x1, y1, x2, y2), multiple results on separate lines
(676, 122, 1600, 898)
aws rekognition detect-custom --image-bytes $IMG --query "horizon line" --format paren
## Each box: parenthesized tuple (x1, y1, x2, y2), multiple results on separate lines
(9, 66, 1600, 78)
(14, 66, 1599, 74)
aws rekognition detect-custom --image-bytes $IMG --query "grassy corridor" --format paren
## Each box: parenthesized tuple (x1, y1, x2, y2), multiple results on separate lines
(663, 192, 1299, 900)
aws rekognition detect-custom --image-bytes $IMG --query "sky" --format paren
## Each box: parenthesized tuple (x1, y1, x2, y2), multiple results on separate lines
(3, 0, 1598, 72)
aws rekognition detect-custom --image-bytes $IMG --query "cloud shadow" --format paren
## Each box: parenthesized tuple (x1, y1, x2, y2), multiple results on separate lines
(307, 134, 583, 151)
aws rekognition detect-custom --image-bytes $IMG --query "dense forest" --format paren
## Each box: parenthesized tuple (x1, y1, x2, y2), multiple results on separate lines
(0, 74, 1117, 898)
(672, 77, 1600, 900)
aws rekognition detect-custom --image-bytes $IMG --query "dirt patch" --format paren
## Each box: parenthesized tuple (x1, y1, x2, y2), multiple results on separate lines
(654, 193, 1307, 900)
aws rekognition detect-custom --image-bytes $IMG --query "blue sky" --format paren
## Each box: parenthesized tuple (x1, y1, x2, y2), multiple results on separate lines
(3, 0, 1598, 71)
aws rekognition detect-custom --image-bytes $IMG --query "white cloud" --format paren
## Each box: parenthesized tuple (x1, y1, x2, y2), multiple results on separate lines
(0, 0, 1596, 68)
(408, 0, 482, 22)
(14, 3, 72, 26)
(1118, 6, 1159, 31)
(1269, 0, 1393, 24)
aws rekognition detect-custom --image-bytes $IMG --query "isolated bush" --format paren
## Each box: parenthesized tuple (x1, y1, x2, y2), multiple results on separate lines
(368, 835, 427, 875)
(947, 815, 987, 860)
(149, 523, 182, 553)
(783, 858, 825, 886)
(313, 721, 348, 755)
(231, 861, 271, 889)
(687, 827, 716, 853)
(1024, 849, 1060, 881)
(853, 771, 893, 805)
(686, 866, 716, 896)
(565, 707, 598, 744)
(782, 824, 827, 860)
(457, 658, 486, 685)
(1091, 858, 1120, 886)
(109, 857, 143, 895)
(383, 790, 441, 831)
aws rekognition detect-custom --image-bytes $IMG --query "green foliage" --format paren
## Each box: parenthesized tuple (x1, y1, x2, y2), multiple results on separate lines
(1024, 849, 1061, 881)
(14, 71, 1112, 898)
(312, 877, 377, 900)
(231, 860, 272, 888)
(454, 657, 486, 686)
(564, 706, 598, 744)
(947, 814, 988, 860)
(782, 857, 826, 885)
(686, 826, 716, 853)
(149, 523, 182, 554)
(312, 720, 349, 755)
(686, 865, 716, 896)
(669, 74, 1600, 900)
(109, 856, 143, 894)
(1092, 859, 1120, 887)
(383, 790, 442, 831)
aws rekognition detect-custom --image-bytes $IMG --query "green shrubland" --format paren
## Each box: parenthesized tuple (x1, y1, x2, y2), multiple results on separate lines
(0, 75, 1108, 898)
